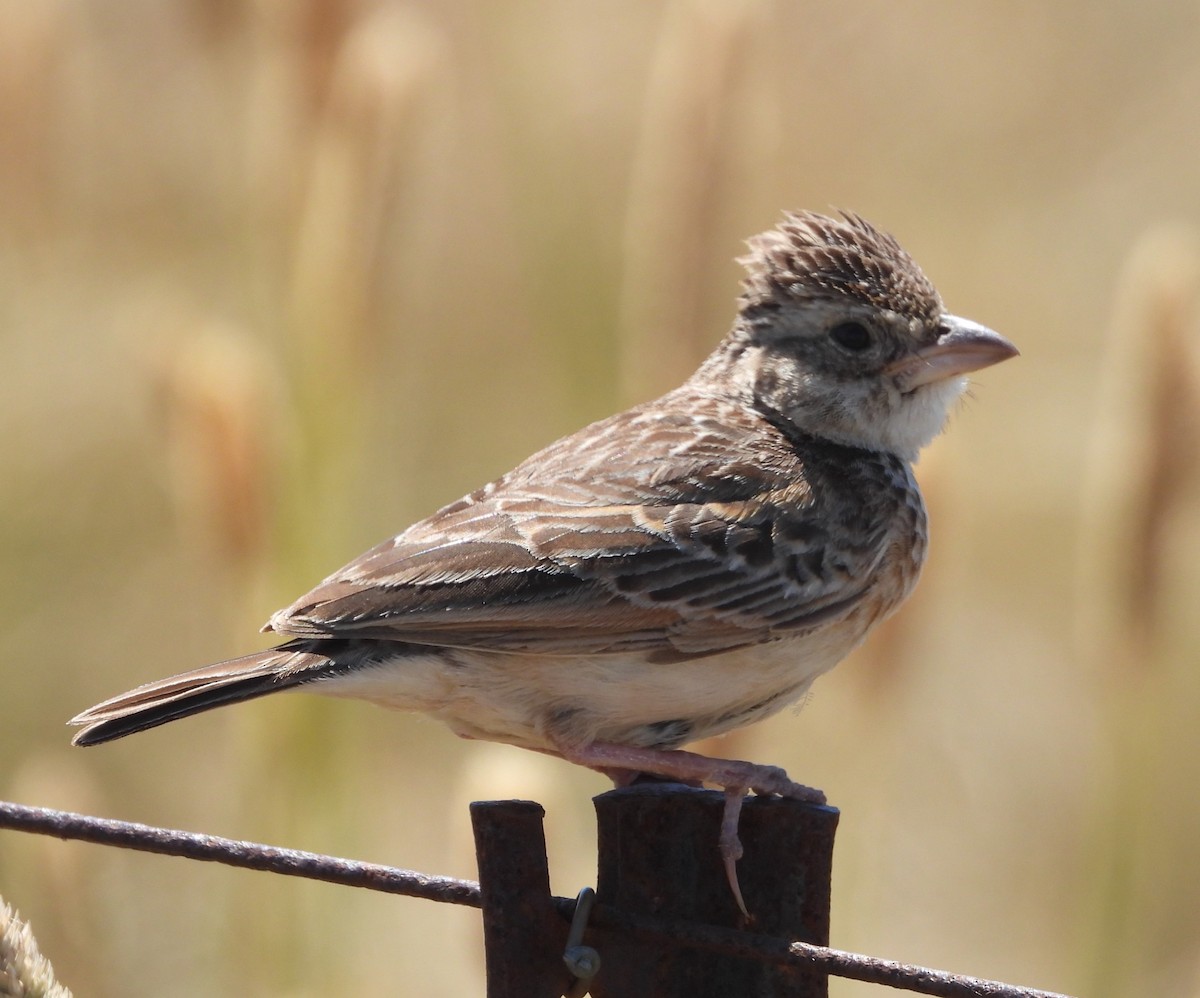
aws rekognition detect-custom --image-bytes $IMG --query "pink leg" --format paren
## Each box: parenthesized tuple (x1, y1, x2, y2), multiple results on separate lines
(556, 741, 825, 916)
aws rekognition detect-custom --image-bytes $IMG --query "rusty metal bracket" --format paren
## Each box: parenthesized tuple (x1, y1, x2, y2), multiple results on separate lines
(562, 887, 600, 998)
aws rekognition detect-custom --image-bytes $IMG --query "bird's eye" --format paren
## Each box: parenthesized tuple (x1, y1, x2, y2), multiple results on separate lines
(828, 321, 873, 352)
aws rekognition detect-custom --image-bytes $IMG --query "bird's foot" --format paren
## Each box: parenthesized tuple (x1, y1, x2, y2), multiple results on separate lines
(556, 741, 825, 916)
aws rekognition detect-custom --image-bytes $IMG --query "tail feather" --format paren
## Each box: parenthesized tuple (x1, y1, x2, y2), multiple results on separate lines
(69, 640, 354, 746)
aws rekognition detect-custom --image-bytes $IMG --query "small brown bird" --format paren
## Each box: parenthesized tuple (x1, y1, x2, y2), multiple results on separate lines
(71, 210, 1016, 912)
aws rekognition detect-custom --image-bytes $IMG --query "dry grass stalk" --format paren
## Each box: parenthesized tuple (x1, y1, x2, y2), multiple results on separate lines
(1073, 225, 1200, 998)
(1074, 225, 1200, 673)
(0, 3, 65, 236)
(160, 323, 285, 571)
(288, 6, 444, 373)
(617, 0, 760, 403)
(0, 898, 71, 998)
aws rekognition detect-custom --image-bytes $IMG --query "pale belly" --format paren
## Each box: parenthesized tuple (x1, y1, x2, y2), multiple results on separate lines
(315, 622, 868, 753)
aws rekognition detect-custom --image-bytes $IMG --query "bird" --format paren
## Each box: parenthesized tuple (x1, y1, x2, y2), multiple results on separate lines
(70, 210, 1017, 914)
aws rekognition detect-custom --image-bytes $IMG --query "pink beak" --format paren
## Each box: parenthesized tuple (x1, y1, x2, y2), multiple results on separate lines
(886, 315, 1019, 393)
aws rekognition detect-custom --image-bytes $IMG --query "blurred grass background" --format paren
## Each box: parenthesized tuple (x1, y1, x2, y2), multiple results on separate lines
(2, 1, 1199, 995)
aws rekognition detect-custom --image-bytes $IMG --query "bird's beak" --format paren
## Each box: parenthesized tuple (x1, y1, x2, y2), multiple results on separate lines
(886, 315, 1019, 393)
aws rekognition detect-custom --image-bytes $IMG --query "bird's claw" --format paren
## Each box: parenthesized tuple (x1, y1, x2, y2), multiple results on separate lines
(720, 787, 750, 917)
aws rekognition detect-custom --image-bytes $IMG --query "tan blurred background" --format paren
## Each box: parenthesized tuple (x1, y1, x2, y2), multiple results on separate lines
(2, 2, 1199, 995)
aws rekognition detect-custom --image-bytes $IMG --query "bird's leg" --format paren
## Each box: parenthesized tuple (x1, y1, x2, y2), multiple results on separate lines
(557, 741, 826, 801)
(554, 741, 826, 916)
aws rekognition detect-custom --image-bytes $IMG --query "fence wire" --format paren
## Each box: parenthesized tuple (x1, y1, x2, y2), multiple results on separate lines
(0, 799, 1072, 998)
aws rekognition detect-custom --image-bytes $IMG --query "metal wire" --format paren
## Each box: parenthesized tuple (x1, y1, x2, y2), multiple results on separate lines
(0, 799, 1073, 998)
(557, 898, 1073, 998)
(0, 800, 481, 907)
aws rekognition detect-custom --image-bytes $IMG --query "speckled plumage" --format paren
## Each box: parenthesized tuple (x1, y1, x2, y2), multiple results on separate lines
(737, 210, 942, 322)
(70, 210, 1016, 912)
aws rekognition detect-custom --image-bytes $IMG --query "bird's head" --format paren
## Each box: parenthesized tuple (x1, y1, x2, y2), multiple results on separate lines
(697, 210, 1018, 460)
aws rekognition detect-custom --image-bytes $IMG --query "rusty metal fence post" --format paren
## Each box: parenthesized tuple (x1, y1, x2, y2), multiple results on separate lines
(471, 786, 839, 998)
(471, 800, 573, 998)
(590, 784, 838, 998)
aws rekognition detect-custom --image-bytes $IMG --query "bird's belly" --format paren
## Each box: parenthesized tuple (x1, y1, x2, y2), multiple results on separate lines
(318, 629, 862, 752)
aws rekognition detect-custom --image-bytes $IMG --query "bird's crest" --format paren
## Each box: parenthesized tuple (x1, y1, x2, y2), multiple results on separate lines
(738, 210, 942, 322)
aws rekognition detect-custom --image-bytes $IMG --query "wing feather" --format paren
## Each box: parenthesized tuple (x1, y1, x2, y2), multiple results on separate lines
(267, 394, 909, 658)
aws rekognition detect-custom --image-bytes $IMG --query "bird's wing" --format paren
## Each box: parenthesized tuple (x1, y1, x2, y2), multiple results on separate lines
(268, 397, 897, 658)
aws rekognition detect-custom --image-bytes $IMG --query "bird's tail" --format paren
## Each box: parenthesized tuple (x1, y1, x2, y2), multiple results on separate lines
(69, 639, 357, 746)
